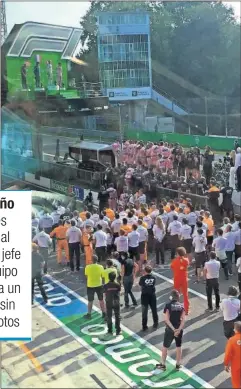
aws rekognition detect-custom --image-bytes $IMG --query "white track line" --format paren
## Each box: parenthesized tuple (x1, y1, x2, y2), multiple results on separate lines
(42, 275, 213, 389)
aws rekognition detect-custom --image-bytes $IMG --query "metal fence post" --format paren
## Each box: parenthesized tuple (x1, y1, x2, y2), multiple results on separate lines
(205, 97, 209, 136)
(224, 96, 228, 137)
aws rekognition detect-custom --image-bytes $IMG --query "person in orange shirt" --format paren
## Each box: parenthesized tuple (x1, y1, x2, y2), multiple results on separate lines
(121, 218, 132, 235)
(50, 220, 69, 264)
(224, 321, 241, 389)
(82, 226, 93, 265)
(162, 200, 170, 213)
(204, 211, 214, 249)
(104, 207, 115, 222)
(79, 207, 87, 221)
(171, 247, 190, 314)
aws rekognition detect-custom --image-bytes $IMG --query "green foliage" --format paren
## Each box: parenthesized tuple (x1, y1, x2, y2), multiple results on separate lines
(76, 1, 240, 97)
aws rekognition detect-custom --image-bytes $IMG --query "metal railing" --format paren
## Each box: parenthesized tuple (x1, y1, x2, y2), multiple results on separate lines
(156, 186, 208, 209)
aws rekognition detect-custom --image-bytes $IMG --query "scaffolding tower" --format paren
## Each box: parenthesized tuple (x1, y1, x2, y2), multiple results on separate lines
(1, 0, 7, 45)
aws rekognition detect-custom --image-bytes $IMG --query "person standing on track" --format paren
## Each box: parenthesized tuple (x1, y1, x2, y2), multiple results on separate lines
(128, 224, 140, 262)
(32, 227, 52, 274)
(224, 321, 241, 389)
(171, 247, 190, 315)
(82, 226, 93, 265)
(66, 220, 82, 272)
(32, 243, 48, 304)
(121, 255, 138, 308)
(153, 216, 166, 267)
(179, 218, 192, 263)
(139, 265, 158, 331)
(104, 271, 121, 336)
(155, 290, 186, 372)
(93, 224, 107, 263)
(203, 251, 221, 313)
(84, 255, 106, 320)
(50, 220, 69, 265)
(192, 228, 207, 283)
(236, 256, 241, 293)
(221, 286, 241, 339)
(168, 215, 182, 260)
(213, 229, 229, 280)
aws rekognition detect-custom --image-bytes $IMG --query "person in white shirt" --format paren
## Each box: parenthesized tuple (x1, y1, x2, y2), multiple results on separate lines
(234, 222, 241, 264)
(231, 214, 241, 232)
(138, 189, 146, 205)
(137, 219, 148, 265)
(153, 216, 165, 266)
(224, 225, 236, 276)
(33, 227, 52, 274)
(221, 286, 241, 338)
(111, 214, 122, 238)
(91, 212, 100, 227)
(187, 206, 197, 233)
(66, 220, 82, 271)
(167, 215, 182, 259)
(203, 251, 220, 312)
(128, 224, 140, 261)
(192, 221, 207, 238)
(119, 208, 127, 221)
(143, 210, 154, 253)
(83, 213, 95, 229)
(127, 211, 138, 226)
(213, 229, 229, 280)
(236, 257, 241, 293)
(192, 229, 207, 283)
(221, 217, 232, 233)
(114, 229, 128, 255)
(39, 211, 54, 234)
(56, 201, 65, 215)
(179, 218, 192, 261)
(71, 210, 83, 229)
(93, 225, 107, 262)
(98, 214, 109, 231)
(167, 205, 178, 224)
(32, 213, 39, 230)
(159, 208, 168, 226)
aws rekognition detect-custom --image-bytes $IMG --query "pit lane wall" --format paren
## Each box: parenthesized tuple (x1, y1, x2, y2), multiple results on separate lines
(126, 130, 240, 151)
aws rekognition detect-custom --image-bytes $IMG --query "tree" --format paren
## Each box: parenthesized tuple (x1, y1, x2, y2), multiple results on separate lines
(76, 1, 240, 98)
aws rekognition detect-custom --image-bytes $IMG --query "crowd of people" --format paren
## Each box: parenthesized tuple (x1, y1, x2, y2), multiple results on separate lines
(30, 139, 241, 388)
(108, 141, 237, 193)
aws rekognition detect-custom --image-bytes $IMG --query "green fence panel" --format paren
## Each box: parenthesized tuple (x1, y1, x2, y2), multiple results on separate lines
(126, 130, 240, 151)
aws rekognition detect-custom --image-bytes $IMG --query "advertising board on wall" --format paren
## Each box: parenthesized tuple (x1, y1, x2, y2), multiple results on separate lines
(107, 87, 151, 101)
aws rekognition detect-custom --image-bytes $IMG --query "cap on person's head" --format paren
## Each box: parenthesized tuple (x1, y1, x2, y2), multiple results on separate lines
(228, 286, 238, 297)
(210, 251, 216, 260)
(170, 289, 180, 301)
(108, 271, 117, 282)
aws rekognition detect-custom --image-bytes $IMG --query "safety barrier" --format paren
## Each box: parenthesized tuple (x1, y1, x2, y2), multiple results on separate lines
(125, 130, 240, 151)
(156, 186, 209, 209)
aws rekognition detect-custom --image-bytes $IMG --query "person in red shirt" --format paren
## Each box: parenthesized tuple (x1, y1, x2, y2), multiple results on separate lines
(224, 321, 241, 388)
(171, 247, 190, 314)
